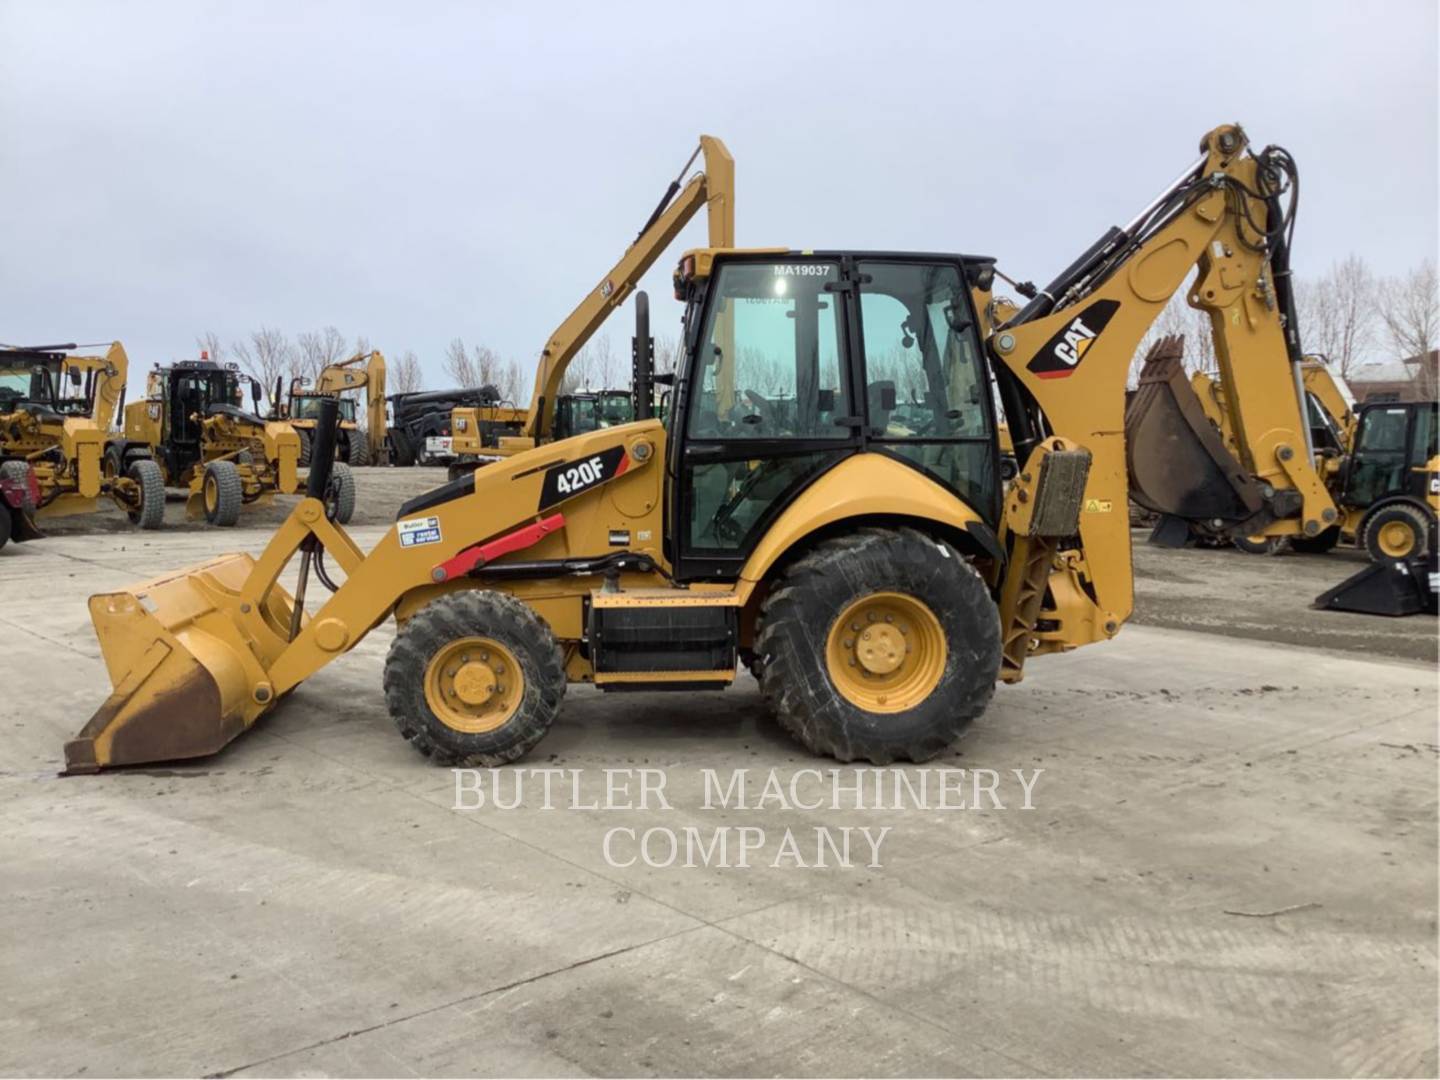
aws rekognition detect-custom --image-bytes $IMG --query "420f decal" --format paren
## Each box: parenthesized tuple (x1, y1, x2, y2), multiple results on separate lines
(538, 445, 629, 510)
(1026, 299, 1120, 379)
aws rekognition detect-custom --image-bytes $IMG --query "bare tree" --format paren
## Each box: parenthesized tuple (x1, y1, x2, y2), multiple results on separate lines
(442, 338, 506, 389)
(231, 328, 295, 398)
(196, 331, 226, 364)
(654, 334, 679, 376)
(390, 350, 424, 395)
(499, 359, 527, 404)
(561, 343, 596, 393)
(1295, 254, 1376, 379)
(295, 326, 350, 382)
(1380, 260, 1438, 397)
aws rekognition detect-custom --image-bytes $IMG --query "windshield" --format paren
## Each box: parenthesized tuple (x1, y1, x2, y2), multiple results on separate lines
(291, 394, 357, 421)
(0, 355, 61, 410)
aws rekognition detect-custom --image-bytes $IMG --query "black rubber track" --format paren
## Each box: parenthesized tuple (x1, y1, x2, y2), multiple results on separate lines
(756, 526, 1001, 765)
(383, 590, 567, 767)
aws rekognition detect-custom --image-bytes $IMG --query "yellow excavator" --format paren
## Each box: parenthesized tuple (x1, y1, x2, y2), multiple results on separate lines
(283, 351, 386, 466)
(68, 122, 1342, 773)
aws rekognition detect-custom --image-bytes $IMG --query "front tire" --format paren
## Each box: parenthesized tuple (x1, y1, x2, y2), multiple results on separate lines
(202, 460, 242, 526)
(326, 462, 356, 524)
(383, 591, 567, 766)
(1232, 533, 1287, 555)
(296, 428, 313, 467)
(127, 459, 165, 529)
(348, 429, 371, 466)
(1362, 503, 1432, 562)
(756, 527, 1001, 764)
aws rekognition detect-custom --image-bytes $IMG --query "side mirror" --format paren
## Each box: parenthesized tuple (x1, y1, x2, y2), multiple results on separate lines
(879, 386, 897, 411)
(817, 388, 836, 412)
(68, 367, 83, 387)
(251, 381, 262, 409)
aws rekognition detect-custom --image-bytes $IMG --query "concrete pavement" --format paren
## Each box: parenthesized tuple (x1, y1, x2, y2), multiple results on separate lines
(0, 520, 1435, 1076)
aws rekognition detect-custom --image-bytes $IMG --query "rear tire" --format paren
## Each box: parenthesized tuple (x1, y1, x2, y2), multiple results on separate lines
(383, 591, 566, 766)
(756, 527, 1000, 764)
(296, 428, 313, 467)
(348, 429, 371, 467)
(1362, 503, 1432, 562)
(202, 460, 242, 527)
(103, 444, 125, 479)
(326, 462, 356, 524)
(392, 433, 416, 467)
(127, 459, 165, 529)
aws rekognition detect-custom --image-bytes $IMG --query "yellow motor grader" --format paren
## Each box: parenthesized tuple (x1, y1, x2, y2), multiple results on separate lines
(282, 351, 386, 466)
(106, 354, 341, 527)
(0, 341, 164, 528)
(69, 123, 1335, 772)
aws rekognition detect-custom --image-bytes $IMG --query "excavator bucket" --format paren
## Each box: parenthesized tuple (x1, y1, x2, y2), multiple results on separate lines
(1125, 335, 1265, 522)
(64, 553, 296, 773)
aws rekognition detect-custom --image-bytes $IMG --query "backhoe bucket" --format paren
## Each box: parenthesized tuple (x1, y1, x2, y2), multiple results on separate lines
(1125, 335, 1265, 521)
(65, 553, 296, 773)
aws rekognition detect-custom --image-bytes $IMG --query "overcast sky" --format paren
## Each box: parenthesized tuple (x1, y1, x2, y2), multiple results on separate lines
(2, 0, 1436, 398)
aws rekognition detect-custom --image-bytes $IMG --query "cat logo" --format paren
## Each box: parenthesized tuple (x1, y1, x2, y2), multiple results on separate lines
(1026, 299, 1121, 379)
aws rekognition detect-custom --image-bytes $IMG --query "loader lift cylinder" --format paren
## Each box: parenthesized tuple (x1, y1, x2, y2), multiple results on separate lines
(290, 397, 341, 640)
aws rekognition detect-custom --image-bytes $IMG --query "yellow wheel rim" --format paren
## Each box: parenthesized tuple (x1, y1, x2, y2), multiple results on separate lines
(824, 592, 946, 714)
(1378, 520, 1416, 558)
(423, 636, 523, 734)
(203, 473, 218, 513)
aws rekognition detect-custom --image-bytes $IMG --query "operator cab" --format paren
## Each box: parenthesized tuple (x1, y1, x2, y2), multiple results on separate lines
(152, 359, 263, 475)
(1341, 400, 1438, 508)
(0, 348, 67, 418)
(666, 250, 1001, 581)
(290, 393, 357, 423)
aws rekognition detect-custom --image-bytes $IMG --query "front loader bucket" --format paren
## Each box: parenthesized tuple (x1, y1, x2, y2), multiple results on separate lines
(1125, 335, 1265, 521)
(65, 553, 297, 773)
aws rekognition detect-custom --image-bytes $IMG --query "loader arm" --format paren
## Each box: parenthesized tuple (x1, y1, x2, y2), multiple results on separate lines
(987, 124, 1335, 670)
(521, 136, 734, 441)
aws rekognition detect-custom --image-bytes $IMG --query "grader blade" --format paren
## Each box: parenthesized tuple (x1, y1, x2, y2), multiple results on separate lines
(64, 553, 295, 773)
(1125, 334, 1265, 521)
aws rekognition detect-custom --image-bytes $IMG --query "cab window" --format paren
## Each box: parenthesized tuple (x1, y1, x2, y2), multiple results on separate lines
(686, 261, 847, 440)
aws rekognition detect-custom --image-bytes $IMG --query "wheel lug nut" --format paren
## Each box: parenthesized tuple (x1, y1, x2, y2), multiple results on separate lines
(481, 651, 489, 661)
(867, 612, 876, 622)
(851, 622, 860, 632)
(848, 659, 856, 667)
(843, 639, 853, 649)
(884, 614, 893, 623)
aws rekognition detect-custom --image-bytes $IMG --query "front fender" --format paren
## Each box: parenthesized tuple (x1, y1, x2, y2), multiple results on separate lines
(737, 452, 993, 589)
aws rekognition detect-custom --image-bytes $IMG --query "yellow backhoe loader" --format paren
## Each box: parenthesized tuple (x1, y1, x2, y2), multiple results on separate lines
(107, 354, 326, 527)
(69, 122, 1340, 773)
(1, 341, 164, 528)
(283, 351, 386, 466)
(1133, 345, 1437, 564)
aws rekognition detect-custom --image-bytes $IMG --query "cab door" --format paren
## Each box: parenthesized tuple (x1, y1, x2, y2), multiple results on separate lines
(671, 256, 861, 580)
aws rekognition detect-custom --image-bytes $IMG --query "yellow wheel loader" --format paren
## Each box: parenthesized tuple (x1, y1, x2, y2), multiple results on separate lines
(283, 351, 386, 466)
(69, 122, 1333, 773)
(108, 354, 327, 527)
(1, 341, 164, 528)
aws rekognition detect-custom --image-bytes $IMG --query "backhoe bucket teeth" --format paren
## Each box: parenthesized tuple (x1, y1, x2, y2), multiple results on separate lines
(1125, 335, 1265, 522)
(64, 553, 295, 773)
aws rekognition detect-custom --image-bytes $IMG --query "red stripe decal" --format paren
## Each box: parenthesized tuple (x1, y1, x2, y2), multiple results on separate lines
(434, 512, 565, 581)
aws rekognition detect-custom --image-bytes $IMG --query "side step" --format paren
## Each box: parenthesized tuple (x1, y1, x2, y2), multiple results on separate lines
(588, 589, 738, 690)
